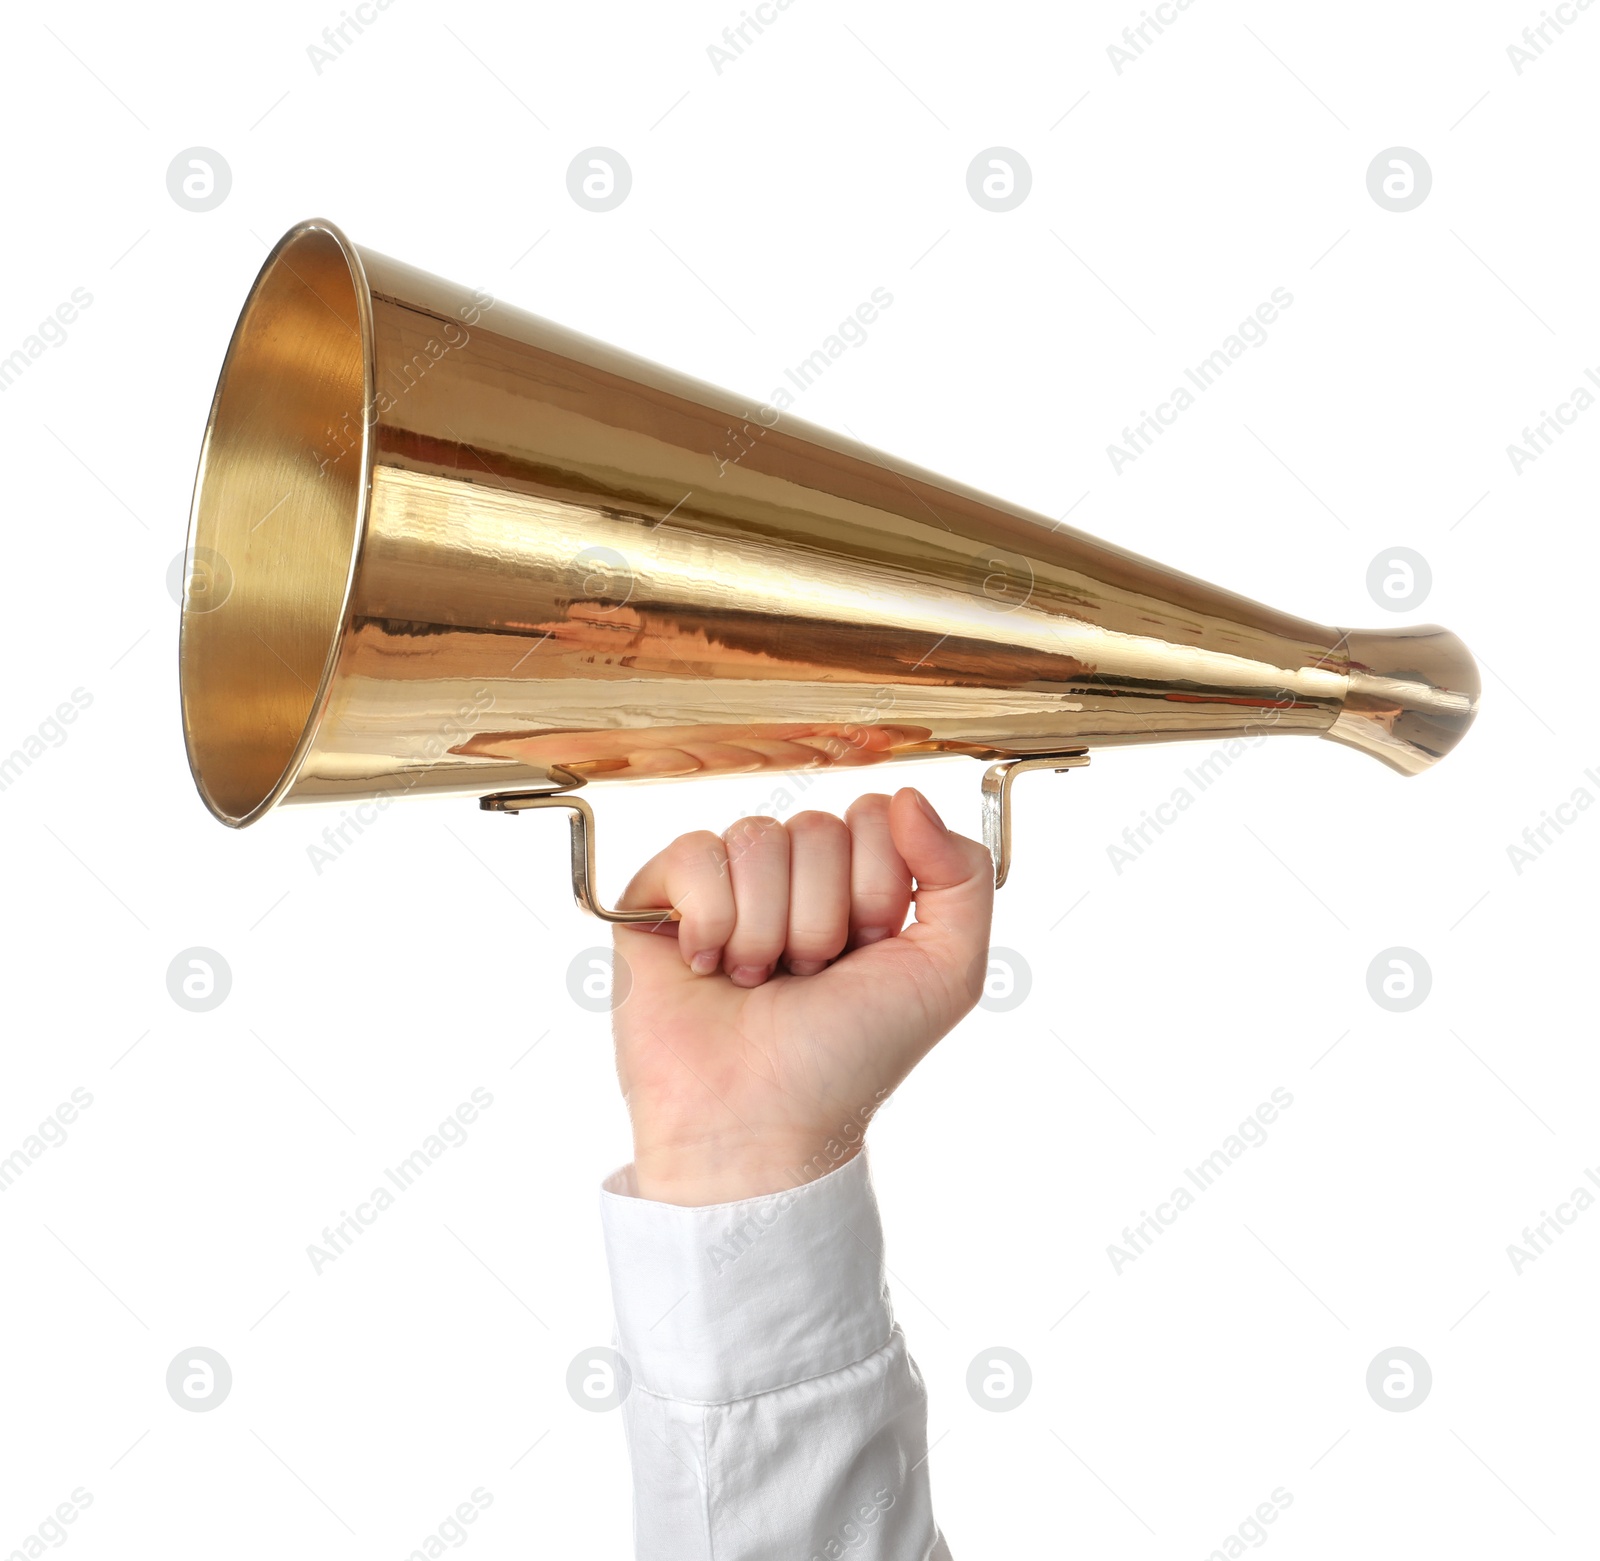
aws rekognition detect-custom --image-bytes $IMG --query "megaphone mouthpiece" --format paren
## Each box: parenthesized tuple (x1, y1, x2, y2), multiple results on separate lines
(1322, 626, 1480, 777)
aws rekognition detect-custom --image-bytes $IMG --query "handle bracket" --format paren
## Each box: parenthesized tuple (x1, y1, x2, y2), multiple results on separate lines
(981, 752, 1090, 889)
(483, 750, 1090, 920)
(481, 781, 681, 925)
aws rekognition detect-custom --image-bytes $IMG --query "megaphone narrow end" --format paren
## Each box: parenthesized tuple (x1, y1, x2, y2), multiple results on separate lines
(1322, 625, 1481, 776)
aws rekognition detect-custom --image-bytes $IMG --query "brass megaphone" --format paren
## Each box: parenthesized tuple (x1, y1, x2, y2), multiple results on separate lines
(179, 219, 1479, 921)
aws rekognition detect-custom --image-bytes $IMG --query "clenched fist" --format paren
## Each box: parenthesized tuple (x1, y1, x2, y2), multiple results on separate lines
(611, 788, 994, 1205)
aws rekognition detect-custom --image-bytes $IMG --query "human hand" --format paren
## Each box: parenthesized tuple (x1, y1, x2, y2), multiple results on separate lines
(610, 788, 994, 1206)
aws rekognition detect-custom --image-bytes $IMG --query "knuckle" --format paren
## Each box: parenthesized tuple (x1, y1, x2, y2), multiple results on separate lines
(680, 877, 733, 919)
(845, 792, 891, 823)
(787, 809, 842, 836)
(668, 830, 724, 867)
(724, 813, 782, 845)
(723, 817, 789, 873)
(690, 908, 737, 945)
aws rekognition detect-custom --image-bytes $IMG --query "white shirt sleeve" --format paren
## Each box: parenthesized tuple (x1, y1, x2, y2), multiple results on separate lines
(599, 1150, 953, 1561)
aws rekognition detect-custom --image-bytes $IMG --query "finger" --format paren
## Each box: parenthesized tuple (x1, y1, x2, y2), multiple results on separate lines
(617, 829, 733, 974)
(722, 815, 790, 986)
(843, 793, 913, 948)
(783, 811, 851, 974)
(888, 786, 994, 974)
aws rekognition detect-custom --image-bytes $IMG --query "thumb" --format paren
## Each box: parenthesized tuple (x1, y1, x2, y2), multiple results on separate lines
(887, 787, 994, 968)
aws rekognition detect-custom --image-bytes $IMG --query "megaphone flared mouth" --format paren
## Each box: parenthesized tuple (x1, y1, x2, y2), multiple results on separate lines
(178, 220, 374, 826)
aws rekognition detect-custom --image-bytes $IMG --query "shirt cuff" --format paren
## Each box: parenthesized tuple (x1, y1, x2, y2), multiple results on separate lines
(599, 1150, 892, 1405)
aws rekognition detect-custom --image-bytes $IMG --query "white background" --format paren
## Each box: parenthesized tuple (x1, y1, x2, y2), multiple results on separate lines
(2, 1, 1596, 1556)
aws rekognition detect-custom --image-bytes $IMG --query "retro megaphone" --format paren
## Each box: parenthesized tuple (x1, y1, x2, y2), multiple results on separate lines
(178, 219, 1479, 920)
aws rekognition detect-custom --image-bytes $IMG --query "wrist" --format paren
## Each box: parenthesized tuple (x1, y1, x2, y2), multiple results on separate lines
(631, 1132, 866, 1207)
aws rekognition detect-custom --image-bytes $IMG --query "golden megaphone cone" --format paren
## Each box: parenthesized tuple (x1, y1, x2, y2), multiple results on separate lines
(179, 219, 1478, 917)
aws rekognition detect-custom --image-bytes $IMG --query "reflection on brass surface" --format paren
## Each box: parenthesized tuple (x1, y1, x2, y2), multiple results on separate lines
(179, 220, 1481, 892)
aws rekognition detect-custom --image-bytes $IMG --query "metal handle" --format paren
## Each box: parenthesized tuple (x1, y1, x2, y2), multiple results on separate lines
(981, 752, 1090, 889)
(481, 788, 680, 924)
(484, 750, 1090, 920)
